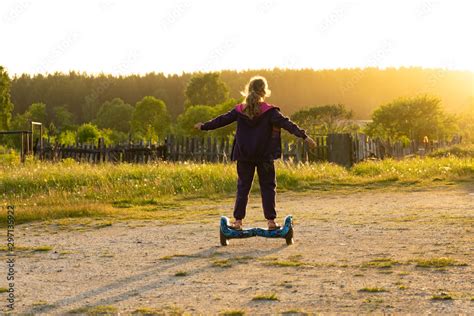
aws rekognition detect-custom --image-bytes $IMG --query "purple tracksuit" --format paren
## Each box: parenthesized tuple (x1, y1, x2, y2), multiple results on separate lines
(201, 102, 307, 220)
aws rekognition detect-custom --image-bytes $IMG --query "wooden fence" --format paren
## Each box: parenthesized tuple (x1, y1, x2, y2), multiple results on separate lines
(39, 138, 166, 163)
(350, 133, 461, 165)
(36, 135, 328, 164)
(33, 133, 461, 166)
(164, 135, 328, 163)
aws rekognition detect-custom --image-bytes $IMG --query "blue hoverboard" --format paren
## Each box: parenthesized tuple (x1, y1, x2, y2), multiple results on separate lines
(219, 215, 294, 246)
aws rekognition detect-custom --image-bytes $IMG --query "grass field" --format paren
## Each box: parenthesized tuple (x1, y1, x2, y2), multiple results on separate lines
(1, 145, 473, 226)
(1, 145, 473, 314)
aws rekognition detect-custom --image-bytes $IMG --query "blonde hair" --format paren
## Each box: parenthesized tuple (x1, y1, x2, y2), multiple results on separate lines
(240, 76, 271, 119)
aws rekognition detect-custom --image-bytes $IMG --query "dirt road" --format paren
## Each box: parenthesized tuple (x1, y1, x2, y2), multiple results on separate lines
(2, 187, 474, 314)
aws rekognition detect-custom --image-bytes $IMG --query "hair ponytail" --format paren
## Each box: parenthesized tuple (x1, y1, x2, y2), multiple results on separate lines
(241, 76, 271, 119)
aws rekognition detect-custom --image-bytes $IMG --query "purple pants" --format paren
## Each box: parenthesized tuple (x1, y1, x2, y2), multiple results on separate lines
(233, 160, 277, 220)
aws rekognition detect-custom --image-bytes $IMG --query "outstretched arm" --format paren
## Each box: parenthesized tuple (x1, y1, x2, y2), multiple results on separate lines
(195, 109, 238, 131)
(270, 109, 307, 139)
(270, 109, 317, 148)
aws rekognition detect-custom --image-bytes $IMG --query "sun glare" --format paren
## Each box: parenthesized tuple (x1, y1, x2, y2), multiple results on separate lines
(0, 0, 473, 75)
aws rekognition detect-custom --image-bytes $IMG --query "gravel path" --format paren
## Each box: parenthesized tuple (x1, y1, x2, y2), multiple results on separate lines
(2, 187, 474, 314)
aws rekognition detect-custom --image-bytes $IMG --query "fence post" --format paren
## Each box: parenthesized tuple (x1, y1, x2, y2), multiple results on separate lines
(211, 137, 217, 162)
(98, 137, 104, 163)
(166, 136, 171, 161)
(328, 133, 353, 167)
(295, 140, 302, 163)
(185, 136, 190, 161)
(313, 137, 319, 161)
(282, 140, 289, 161)
(189, 137, 194, 161)
(200, 137, 205, 162)
(302, 139, 308, 162)
(206, 137, 211, 162)
(360, 134, 367, 160)
(223, 137, 229, 163)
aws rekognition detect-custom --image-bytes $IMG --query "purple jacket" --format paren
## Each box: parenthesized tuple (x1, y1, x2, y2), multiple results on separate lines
(201, 102, 307, 161)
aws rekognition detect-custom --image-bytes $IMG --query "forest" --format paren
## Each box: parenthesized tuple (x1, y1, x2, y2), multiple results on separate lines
(1, 66, 473, 145)
(9, 67, 473, 119)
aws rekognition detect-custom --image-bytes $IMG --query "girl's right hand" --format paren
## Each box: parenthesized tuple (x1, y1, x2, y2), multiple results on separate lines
(305, 136, 317, 149)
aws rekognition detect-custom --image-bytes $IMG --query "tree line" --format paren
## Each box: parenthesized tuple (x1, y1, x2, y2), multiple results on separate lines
(0, 66, 473, 147)
(8, 67, 474, 119)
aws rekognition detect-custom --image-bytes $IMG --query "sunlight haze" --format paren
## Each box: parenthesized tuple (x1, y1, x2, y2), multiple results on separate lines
(1, 0, 473, 75)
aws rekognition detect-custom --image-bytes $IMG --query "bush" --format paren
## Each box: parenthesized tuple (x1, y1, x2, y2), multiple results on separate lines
(0, 145, 19, 165)
(429, 144, 474, 158)
(57, 130, 76, 146)
(100, 128, 128, 145)
(77, 123, 100, 144)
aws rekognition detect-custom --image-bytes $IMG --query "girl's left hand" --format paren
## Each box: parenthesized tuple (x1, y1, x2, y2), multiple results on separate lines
(305, 136, 317, 149)
(194, 122, 203, 130)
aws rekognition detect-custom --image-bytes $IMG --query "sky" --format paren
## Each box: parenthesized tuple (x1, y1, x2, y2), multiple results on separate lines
(1, 0, 473, 76)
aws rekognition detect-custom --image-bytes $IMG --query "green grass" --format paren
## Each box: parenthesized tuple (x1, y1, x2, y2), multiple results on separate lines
(431, 293, 453, 300)
(287, 254, 303, 261)
(132, 306, 184, 315)
(361, 258, 399, 269)
(411, 257, 468, 268)
(281, 310, 309, 316)
(276, 281, 293, 288)
(32, 300, 49, 306)
(212, 259, 232, 268)
(131, 307, 163, 315)
(0, 287, 8, 293)
(174, 271, 188, 277)
(362, 297, 384, 304)
(68, 305, 117, 315)
(0, 245, 53, 252)
(260, 255, 305, 267)
(264, 260, 303, 267)
(33, 246, 53, 252)
(219, 310, 245, 316)
(211, 256, 254, 268)
(252, 293, 279, 301)
(359, 287, 387, 293)
(95, 222, 112, 228)
(232, 256, 254, 262)
(1, 157, 472, 225)
(159, 254, 195, 260)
